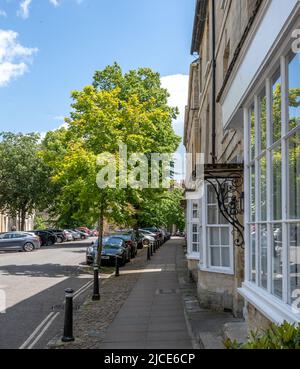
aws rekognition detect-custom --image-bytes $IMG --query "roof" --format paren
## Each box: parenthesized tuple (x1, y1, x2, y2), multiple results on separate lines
(190, 0, 208, 55)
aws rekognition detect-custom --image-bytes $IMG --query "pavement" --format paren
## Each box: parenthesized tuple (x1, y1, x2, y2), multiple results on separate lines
(49, 237, 244, 350)
(0, 238, 100, 349)
(99, 238, 194, 349)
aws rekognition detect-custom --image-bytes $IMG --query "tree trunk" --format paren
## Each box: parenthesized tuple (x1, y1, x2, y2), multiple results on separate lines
(20, 209, 26, 231)
(96, 201, 105, 268)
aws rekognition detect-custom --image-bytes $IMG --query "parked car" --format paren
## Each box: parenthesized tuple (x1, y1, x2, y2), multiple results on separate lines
(77, 227, 91, 236)
(28, 230, 56, 246)
(63, 230, 74, 242)
(90, 229, 99, 237)
(66, 230, 81, 240)
(75, 229, 89, 240)
(86, 237, 129, 266)
(139, 228, 161, 247)
(138, 231, 156, 248)
(142, 227, 164, 244)
(45, 229, 66, 243)
(110, 232, 138, 258)
(0, 232, 41, 252)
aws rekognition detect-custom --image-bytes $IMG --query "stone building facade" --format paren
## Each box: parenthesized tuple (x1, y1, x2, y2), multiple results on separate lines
(0, 212, 34, 232)
(185, 0, 300, 331)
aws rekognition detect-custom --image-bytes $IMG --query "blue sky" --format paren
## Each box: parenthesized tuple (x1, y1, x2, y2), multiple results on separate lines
(0, 0, 195, 139)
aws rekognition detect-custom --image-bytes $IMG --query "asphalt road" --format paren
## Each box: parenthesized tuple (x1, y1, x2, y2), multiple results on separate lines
(0, 238, 98, 349)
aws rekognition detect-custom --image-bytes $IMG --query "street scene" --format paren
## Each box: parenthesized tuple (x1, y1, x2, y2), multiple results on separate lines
(0, 0, 300, 357)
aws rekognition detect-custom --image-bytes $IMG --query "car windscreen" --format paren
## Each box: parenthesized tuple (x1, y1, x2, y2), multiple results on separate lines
(103, 244, 121, 250)
(110, 234, 131, 241)
(143, 228, 157, 233)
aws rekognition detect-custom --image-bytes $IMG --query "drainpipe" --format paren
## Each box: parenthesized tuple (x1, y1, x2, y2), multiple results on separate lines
(211, 0, 217, 164)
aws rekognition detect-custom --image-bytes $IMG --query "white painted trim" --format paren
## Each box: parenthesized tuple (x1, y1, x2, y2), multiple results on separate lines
(186, 254, 200, 261)
(244, 107, 250, 282)
(239, 282, 300, 325)
(199, 265, 234, 276)
(254, 95, 260, 286)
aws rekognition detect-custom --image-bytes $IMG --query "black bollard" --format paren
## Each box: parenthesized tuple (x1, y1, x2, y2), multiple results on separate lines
(92, 265, 100, 301)
(62, 288, 75, 342)
(147, 245, 151, 261)
(150, 242, 153, 256)
(115, 255, 120, 277)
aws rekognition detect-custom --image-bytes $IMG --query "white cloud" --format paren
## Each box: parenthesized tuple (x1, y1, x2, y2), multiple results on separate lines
(17, 0, 32, 19)
(0, 29, 38, 86)
(49, 0, 60, 7)
(160, 74, 189, 135)
(0, 10, 7, 17)
(160, 74, 189, 180)
(49, 0, 83, 7)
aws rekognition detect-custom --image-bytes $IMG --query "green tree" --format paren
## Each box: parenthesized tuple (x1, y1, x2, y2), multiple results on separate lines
(42, 63, 181, 266)
(0, 132, 50, 230)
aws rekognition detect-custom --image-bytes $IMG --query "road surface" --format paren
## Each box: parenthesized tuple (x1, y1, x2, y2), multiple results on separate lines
(0, 238, 97, 349)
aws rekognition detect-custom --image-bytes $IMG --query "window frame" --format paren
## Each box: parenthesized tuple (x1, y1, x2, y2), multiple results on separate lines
(200, 183, 234, 275)
(244, 51, 300, 308)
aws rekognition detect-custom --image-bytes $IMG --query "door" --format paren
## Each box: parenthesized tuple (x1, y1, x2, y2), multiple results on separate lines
(0, 234, 20, 251)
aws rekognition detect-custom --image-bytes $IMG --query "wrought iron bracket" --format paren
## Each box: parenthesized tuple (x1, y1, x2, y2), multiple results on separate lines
(205, 164, 245, 248)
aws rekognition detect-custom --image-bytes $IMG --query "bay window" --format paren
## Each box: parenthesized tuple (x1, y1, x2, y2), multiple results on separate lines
(186, 182, 234, 273)
(244, 49, 300, 313)
(187, 199, 202, 258)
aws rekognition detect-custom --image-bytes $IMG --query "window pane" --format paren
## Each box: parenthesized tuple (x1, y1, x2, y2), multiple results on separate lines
(221, 227, 229, 245)
(272, 145, 282, 221)
(221, 247, 230, 268)
(192, 243, 199, 253)
(272, 224, 283, 299)
(250, 165, 256, 222)
(192, 203, 199, 219)
(290, 224, 300, 306)
(211, 247, 221, 267)
(288, 130, 300, 220)
(260, 92, 267, 152)
(209, 228, 219, 245)
(208, 205, 217, 224)
(259, 155, 267, 221)
(260, 224, 268, 290)
(218, 211, 228, 225)
(250, 105, 255, 160)
(207, 185, 217, 204)
(288, 53, 300, 131)
(272, 72, 281, 143)
(250, 225, 256, 282)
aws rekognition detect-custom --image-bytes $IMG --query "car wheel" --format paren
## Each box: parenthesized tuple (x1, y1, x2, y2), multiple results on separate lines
(23, 243, 34, 252)
(56, 236, 63, 244)
(47, 239, 54, 246)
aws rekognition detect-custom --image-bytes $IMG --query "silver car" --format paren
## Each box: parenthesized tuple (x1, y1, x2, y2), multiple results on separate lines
(0, 232, 41, 252)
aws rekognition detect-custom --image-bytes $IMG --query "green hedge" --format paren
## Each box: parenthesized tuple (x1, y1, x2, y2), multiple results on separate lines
(225, 321, 300, 349)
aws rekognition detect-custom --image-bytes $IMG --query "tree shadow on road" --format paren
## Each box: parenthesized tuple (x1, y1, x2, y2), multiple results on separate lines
(0, 263, 88, 278)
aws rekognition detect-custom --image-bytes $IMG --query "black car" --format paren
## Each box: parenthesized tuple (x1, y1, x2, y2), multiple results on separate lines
(109, 232, 138, 258)
(44, 229, 66, 243)
(28, 230, 57, 246)
(86, 237, 129, 266)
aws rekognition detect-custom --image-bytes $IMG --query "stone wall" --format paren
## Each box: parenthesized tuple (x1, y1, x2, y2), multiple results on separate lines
(246, 303, 272, 334)
(197, 269, 235, 313)
(187, 259, 199, 282)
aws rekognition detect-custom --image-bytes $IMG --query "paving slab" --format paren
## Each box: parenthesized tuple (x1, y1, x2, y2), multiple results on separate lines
(100, 239, 193, 349)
